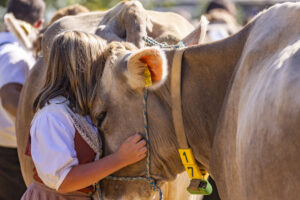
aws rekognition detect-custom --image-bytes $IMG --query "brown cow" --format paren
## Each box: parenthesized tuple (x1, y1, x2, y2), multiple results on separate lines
(72, 2, 298, 200)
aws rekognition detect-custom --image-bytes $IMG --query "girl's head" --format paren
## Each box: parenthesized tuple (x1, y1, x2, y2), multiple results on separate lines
(34, 31, 106, 116)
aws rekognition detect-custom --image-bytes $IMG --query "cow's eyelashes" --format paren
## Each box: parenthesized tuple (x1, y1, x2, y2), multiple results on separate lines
(97, 111, 107, 128)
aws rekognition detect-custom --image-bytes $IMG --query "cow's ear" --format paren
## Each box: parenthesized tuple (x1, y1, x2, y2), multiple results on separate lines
(181, 16, 209, 45)
(126, 47, 168, 90)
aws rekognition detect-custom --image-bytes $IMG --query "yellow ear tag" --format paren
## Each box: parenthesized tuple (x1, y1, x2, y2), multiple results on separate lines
(21, 22, 32, 35)
(144, 64, 152, 87)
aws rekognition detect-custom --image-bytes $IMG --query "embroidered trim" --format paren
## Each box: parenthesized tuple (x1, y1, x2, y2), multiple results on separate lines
(65, 106, 102, 159)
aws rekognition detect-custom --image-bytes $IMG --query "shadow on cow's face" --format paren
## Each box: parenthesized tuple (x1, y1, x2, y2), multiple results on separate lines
(92, 42, 184, 199)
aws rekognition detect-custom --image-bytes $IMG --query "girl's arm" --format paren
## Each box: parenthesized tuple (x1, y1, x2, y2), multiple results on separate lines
(57, 133, 147, 193)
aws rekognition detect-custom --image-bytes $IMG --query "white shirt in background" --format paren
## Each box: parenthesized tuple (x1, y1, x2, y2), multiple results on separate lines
(0, 32, 35, 148)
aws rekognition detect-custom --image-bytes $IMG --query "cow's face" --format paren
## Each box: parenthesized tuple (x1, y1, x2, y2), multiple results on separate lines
(93, 42, 183, 199)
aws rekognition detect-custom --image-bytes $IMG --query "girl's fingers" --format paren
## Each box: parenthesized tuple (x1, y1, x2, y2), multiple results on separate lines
(136, 139, 146, 148)
(138, 147, 147, 154)
(138, 153, 147, 159)
(129, 133, 143, 143)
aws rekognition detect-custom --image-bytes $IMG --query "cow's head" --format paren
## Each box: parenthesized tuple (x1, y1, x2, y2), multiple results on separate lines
(92, 42, 184, 199)
(91, 21, 208, 199)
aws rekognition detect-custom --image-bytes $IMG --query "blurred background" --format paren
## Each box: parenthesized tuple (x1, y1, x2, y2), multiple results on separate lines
(0, 0, 299, 31)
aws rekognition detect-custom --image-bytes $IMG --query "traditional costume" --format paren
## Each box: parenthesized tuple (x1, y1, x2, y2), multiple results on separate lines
(22, 96, 102, 200)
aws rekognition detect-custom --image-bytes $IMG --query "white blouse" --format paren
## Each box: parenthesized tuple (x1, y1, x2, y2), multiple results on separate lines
(30, 96, 97, 190)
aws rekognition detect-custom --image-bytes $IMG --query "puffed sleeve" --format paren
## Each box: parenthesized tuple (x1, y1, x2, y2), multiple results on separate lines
(30, 105, 78, 190)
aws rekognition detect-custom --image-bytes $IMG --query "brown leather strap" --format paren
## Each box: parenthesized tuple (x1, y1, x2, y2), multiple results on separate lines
(171, 48, 189, 149)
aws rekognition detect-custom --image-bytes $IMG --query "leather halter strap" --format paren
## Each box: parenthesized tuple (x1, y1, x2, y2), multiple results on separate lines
(170, 48, 213, 196)
(171, 48, 189, 149)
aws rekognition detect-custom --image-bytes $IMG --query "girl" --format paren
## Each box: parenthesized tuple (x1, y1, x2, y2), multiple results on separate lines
(22, 31, 147, 199)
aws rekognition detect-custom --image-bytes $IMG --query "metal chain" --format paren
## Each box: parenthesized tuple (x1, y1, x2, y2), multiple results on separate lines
(142, 36, 184, 49)
(143, 88, 151, 178)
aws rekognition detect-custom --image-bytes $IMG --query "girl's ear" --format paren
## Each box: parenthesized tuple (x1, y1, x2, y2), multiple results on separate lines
(126, 47, 168, 90)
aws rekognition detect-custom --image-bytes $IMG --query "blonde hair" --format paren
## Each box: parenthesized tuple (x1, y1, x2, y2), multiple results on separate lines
(34, 31, 106, 116)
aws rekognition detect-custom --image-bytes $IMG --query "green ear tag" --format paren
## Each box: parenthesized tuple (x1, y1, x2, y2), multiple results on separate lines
(187, 179, 213, 195)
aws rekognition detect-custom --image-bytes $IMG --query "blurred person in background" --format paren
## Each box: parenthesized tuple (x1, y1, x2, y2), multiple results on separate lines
(204, 0, 240, 42)
(0, 0, 45, 199)
(245, 6, 261, 24)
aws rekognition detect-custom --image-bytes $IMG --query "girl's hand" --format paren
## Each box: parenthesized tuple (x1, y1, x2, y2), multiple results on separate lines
(116, 133, 147, 167)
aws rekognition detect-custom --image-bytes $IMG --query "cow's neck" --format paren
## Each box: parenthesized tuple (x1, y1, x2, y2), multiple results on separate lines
(167, 23, 253, 170)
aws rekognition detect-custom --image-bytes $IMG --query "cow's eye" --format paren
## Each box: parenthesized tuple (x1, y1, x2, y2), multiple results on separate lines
(97, 111, 107, 128)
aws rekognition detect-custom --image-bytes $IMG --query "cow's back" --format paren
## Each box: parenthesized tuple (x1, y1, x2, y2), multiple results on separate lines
(211, 3, 300, 200)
